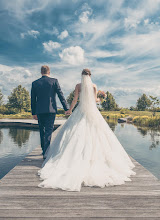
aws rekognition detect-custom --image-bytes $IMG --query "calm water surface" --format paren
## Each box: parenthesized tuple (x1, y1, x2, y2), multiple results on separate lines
(107, 119, 160, 180)
(0, 121, 160, 180)
(0, 128, 40, 179)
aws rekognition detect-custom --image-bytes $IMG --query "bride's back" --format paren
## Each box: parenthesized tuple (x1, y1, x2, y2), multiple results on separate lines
(77, 82, 97, 96)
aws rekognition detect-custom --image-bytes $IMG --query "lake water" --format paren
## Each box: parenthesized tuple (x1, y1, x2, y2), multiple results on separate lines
(0, 121, 160, 180)
(0, 128, 40, 179)
(106, 119, 160, 180)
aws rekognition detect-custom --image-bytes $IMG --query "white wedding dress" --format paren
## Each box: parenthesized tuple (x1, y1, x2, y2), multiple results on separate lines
(38, 74, 136, 191)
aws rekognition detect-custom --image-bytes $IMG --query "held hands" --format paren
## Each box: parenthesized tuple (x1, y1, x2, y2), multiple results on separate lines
(65, 109, 72, 115)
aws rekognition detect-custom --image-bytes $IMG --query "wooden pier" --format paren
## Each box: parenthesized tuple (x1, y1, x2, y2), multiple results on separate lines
(0, 124, 160, 219)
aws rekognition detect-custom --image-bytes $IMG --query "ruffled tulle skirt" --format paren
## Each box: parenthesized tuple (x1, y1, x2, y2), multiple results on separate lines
(38, 104, 136, 191)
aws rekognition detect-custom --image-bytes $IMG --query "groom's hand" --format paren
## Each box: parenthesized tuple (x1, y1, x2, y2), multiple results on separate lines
(33, 115, 38, 120)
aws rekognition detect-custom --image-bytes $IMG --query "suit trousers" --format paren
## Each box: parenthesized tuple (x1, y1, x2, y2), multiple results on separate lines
(37, 113, 56, 156)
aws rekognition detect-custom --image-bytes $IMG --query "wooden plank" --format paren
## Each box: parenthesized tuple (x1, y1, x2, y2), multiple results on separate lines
(0, 196, 160, 209)
(0, 209, 160, 218)
(0, 218, 159, 220)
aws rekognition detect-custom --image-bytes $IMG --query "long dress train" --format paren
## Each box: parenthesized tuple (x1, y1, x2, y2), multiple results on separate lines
(37, 74, 136, 191)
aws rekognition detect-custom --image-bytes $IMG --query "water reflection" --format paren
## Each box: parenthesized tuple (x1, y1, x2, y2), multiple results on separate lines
(106, 118, 160, 179)
(106, 118, 160, 150)
(105, 118, 118, 132)
(9, 128, 31, 147)
(0, 128, 40, 179)
(137, 127, 148, 136)
(136, 126, 160, 150)
(149, 130, 160, 150)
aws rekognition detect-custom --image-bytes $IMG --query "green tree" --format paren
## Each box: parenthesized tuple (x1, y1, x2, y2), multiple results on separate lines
(8, 85, 31, 112)
(130, 106, 135, 111)
(149, 95, 160, 116)
(130, 106, 138, 111)
(101, 91, 118, 111)
(136, 94, 152, 111)
(66, 90, 75, 106)
(9, 128, 30, 147)
(0, 89, 3, 105)
(66, 90, 79, 111)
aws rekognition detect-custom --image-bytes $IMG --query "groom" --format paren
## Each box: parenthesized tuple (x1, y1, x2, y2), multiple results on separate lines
(31, 65, 69, 159)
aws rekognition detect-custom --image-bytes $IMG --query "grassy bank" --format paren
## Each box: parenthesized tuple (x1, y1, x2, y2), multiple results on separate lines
(0, 110, 159, 128)
(101, 110, 160, 118)
(132, 116, 160, 128)
(0, 112, 66, 119)
(100, 110, 160, 128)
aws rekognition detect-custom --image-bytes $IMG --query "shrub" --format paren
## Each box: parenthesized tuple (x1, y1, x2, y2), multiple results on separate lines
(57, 109, 65, 114)
(132, 115, 160, 128)
(0, 106, 19, 114)
(0, 106, 7, 114)
(120, 108, 130, 114)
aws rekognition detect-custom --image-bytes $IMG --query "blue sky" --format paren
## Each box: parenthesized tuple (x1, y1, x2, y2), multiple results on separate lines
(0, 0, 160, 107)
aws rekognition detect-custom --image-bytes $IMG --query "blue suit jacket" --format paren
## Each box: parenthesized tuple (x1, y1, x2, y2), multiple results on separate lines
(31, 76, 69, 115)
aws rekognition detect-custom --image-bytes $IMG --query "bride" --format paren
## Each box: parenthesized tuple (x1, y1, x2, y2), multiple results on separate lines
(38, 68, 136, 192)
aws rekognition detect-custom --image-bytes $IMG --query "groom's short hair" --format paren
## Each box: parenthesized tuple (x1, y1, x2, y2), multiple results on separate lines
(41, 65, 50, 74)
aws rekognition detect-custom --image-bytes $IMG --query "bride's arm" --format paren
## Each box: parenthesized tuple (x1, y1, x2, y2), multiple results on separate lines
(93, 84, 100, 102)
(67, 84, 79, 113)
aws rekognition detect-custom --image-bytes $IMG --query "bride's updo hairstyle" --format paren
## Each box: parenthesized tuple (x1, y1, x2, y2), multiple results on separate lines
(82, 68, 91, 76)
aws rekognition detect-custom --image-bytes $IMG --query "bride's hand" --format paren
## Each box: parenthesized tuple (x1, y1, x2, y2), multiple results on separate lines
(65, 110, 72, 115)
(96, 97, 101, 102)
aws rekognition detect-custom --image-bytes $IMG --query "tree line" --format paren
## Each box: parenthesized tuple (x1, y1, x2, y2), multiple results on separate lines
(67, 89, 160, 115)
(0, 85, 159, 114)
(0, 85, 30, 114)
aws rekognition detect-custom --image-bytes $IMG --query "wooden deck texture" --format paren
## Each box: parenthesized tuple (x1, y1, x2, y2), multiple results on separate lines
(0, 125, 160, 219)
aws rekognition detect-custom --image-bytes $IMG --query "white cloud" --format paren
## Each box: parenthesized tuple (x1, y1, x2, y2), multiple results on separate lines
(73, 18, 120, 48)
(124, 9, 145, 29)
(75, 3, 92, 24)
(52, 28, 59, 35)
(43, 40, 61, 52)
(106, 0, 124, 16)
(144, 18, 150, 25)
(112, 31, 160, 59)
(28, 30, 40, 38)
(0, 65, 32, 81)
(0, 58, 159, 108)
(58, 30, 69, 40)
(1, 0, 60, 19)
(123, 0, 160, 30)
(141, 0, 160, 16)
(59, 46, 85, 65)
(124, 17, 141, 29)
(20, 30, 40, 39)
(0, 64, 12, 72)
(89, 50, 123, 58)
(105, 86, 160, 107)
(20, 33, 25, 39)
(142, 18, 160, 31)
(24, 69, 32, 78)
(0, 64, 34, 103)
(45, 27, 59, 36)
(1, 0, 160, 108)
(79, 11, 92, 23)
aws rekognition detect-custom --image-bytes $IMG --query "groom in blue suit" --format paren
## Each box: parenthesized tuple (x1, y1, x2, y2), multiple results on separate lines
(31, 65, 69, 159)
